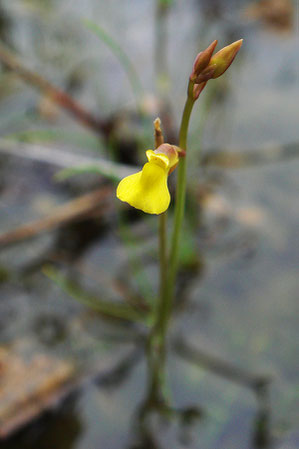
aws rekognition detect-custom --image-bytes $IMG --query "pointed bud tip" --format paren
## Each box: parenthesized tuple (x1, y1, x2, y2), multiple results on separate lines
(211, 39, 218, 48)
(154, 117, 162, 133)
(231, 39, 243, 52)
(190, 39, 218, 81)
(209, 38, 244, 79)
(154, 117, 161, 128)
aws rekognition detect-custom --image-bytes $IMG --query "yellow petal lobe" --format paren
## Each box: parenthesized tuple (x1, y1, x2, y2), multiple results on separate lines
(146, 150, 170, 169)
(116, 160, 170, 215)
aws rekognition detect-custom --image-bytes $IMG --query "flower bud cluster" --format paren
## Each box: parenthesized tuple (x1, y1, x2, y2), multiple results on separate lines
(190, 39, 243, 100)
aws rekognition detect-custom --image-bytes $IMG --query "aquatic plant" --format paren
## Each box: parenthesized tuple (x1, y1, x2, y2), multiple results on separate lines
(116, 38, 243, 399)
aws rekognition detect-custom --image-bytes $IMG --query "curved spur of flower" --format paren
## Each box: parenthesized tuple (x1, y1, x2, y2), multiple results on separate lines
(116, 144, 179, 215)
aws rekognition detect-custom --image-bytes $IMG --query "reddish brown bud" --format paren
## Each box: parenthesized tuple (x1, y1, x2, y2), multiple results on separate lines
(190, 39, 218, 82)
(208, 39, 243, 79)
(193, 82, 207, 100)
(194, 64, 217, 84)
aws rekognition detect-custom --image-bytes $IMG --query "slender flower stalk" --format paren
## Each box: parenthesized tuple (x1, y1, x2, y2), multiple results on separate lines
(159, 211, 168, 308)
(116, 38, 243, 401)
(147, 208, 168, 401)
(161, 80, 195, 337)
(155, 40, 243, 337)
(147, 82, 196, 399)
(154, 119, 168, 323)
(147, 118, 168, 401)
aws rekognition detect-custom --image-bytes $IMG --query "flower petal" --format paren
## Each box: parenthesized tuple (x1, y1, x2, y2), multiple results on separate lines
(116, 162, 170, 215)
(146, 150, 170, 169)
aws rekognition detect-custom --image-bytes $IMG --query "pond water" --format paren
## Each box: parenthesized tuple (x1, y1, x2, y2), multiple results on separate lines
(0, 0, 298, 448)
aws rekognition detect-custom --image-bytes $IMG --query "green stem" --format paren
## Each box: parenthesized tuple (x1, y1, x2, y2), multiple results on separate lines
(147, 329, 166, 401)
(147, 84, 195, 399)
(164, 81, 195, 332)
(151, 211, 168, 363)
(146, 118, 169, 401)
(159, 212, 168, 308)
(147, 80, 195, 402)
(147, 181, 169, 401)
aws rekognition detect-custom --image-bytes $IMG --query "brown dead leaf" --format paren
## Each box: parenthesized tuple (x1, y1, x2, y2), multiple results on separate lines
(0, 341, 75, 439)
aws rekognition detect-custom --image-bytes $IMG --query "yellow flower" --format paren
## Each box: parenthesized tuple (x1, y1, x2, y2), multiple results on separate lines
(116, 144, 179, 215)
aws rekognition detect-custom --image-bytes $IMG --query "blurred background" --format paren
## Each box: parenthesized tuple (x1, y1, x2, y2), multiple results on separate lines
(0, 0, 298, 448)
